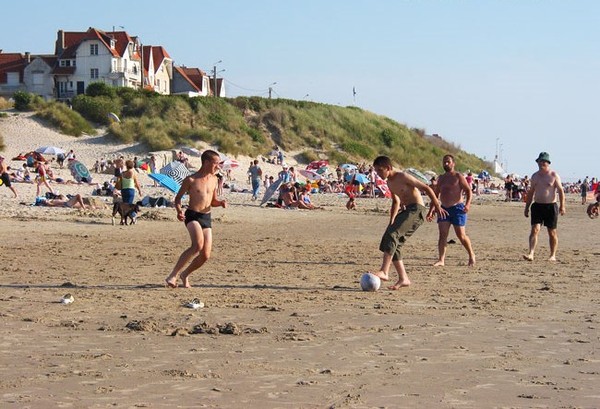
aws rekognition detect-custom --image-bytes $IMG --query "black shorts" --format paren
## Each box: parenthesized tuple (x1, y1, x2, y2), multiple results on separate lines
(1, 172, 11, 188)
(184, 209, 212, 229)
(531, 202, 558, 229)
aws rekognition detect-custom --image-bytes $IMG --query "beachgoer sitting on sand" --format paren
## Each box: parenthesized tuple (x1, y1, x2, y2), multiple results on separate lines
(35, 193, 87, 209)
(281, 183, 311, 209)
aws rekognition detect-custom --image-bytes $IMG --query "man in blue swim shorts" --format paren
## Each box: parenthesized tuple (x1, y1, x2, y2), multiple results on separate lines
(430, 154, 476, 267)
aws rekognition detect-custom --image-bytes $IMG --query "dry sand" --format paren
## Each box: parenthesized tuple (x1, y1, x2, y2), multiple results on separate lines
(0, 112, 599, 408)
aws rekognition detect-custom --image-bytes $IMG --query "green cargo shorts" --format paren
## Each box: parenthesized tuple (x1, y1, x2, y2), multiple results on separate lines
(379, 203, 426, 261)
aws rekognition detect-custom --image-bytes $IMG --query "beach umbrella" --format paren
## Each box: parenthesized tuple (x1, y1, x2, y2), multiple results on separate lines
(149, 173, 180, 194)
(68, 160, 92, 183)
(181, 146, 202, 157)
(341, 163, 357, 171)
(107, 112, 121, 123)
(35, 146, 65, 156)
(298, 169, 322, 181)
(406, 168, 429, 184)
(220, 159, 239, 171)
(345, 173, 370, 185)
(306, 160, 329, 170)
(160, 161, 192, 185)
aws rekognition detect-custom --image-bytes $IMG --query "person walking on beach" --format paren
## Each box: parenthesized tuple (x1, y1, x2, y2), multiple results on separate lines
(523, 152, 566, 262)
(432, 154, 476, 267)
(165, 150, 227, 288)
(118, 160, 142, 205)
(248, 159, 263, 201)
(35, 160, 54, 197)
(0, 156, 18, 198)
(370, 156, 447, 290)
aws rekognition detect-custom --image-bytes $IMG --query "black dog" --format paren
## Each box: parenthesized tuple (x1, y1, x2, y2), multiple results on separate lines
(112, 202, 141, 225)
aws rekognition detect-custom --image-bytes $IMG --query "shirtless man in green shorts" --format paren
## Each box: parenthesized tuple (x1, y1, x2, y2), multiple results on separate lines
(370, 156, 447, 290)
(523, 152, 565, 261)
(165, 150, 227, 288)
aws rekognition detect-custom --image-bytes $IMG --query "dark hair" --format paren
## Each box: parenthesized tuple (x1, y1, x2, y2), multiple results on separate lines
(373, 156, 393, 168)
(443, 154, 455, 161)
(201, 149, 220, 163)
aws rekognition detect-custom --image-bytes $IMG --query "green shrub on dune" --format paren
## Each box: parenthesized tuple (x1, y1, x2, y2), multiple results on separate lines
(36, 101, 94, 136)
(24, 83, 493, 173)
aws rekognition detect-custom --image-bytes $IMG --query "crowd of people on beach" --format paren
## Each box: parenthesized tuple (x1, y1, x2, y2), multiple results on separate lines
(2, 143, 598, 293)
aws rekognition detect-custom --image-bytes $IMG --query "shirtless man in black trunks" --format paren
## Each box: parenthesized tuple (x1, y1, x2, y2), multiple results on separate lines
(523, 152, 566, 262)
(165, 150, 227, 288)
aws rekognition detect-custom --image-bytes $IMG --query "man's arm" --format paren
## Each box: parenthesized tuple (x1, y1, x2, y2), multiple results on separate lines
(174, 177, 191, 221)
(555, 173, 566, 215)
(524, 180, 536, 218)
(458, 174, 473, 212)
(389, 193, 401, 225)
(211, 180, 227, 208)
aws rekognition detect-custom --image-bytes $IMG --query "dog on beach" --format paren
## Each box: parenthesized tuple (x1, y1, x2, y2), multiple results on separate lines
(112, 202, 141, 225)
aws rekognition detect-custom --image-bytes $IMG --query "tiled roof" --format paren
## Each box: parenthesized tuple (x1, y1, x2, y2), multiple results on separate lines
(0, 52, 26, 83)
(174, 66, 201, 92)
(52, 66, 76, 75)
(142, 45, 172, 76)
(59, 28, 137, 60)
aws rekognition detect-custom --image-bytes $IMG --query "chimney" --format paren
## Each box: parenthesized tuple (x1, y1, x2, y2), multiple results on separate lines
(55, 30, 65, 55)
(25, 52, 31, 63)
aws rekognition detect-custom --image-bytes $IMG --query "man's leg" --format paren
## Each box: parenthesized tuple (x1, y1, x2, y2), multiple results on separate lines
(434, 222, 451, 266)
(389, 258, 411, 290)
(523, 224, 541, 261)
(548, 227, 558, 261)
(454, 225, 476, 266)
(165, 222, 204, 287)
(372, 251, 393, 281)
(180, 227, 213, 288)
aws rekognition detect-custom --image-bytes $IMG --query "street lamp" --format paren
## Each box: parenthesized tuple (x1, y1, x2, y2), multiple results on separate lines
(212, 60, 224, 97)
(268, 82, 277, 99)
(303, 94, 309, 100)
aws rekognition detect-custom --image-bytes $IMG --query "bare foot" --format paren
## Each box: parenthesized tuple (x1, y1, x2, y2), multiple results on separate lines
(433, 260, 444, 267)
(548, 256, 557, 262)
(165, 277, 178, 288)
(370, 271, 389, 281)
(389, 280, 411, 290)
(468, 258, 476, 267)
(522, 254, 534, 262)
(180, 273, 192, 288)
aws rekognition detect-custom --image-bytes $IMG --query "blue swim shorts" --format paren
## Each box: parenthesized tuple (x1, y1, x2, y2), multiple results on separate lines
(437, 203, 467, 226)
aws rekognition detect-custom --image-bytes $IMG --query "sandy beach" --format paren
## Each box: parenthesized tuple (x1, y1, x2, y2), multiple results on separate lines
(1, 112, 598, 408)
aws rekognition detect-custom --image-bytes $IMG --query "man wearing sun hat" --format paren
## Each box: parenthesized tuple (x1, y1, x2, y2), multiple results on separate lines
(523, 152, 566, 261)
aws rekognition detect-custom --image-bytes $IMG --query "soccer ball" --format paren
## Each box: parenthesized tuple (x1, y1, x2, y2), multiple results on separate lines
(360, 273, 381, 292)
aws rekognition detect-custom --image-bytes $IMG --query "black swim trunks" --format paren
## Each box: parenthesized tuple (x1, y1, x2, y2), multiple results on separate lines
(530, 202, 558, 229)
(184, 209, 212, 229)
(1, 172, 12, 188)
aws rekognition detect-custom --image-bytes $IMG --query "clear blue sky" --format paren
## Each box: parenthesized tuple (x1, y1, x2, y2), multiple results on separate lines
(2, 0, 598, 181)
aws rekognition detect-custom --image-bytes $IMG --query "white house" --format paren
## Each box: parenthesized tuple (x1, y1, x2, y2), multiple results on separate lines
(53, 28, 142, 100)
(142, 45, 173, 95)
(23, 54, 56, 100)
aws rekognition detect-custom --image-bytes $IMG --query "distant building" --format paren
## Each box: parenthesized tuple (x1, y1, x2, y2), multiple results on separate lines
(171, 66, 212, 97)
(142, 45, 173, 95)
(0, 51, 28, 98)
(53, 27, 143, 100)
(1, 27, 224, 101)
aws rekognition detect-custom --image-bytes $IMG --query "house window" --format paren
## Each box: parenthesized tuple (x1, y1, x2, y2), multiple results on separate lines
(91, 68, 99, 79)
(33, 73, 44, 85)
(90, 44, 98, 55)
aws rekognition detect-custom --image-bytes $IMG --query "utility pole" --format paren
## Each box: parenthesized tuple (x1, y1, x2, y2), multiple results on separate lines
(268, 82, 277, 99)
(212, 60, 222, 97)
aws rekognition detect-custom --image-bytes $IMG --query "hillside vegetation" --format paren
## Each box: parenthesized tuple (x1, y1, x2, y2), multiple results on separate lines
(12, 85, 492, 174)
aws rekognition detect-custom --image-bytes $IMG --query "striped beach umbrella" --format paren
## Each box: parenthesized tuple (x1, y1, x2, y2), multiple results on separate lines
(160, 161, 192, 185)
